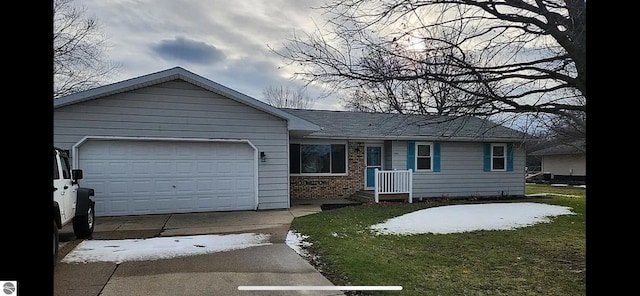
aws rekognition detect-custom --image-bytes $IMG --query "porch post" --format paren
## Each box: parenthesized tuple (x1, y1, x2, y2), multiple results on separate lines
(408, 169, 413, 203)
(374, 168, 379, 203)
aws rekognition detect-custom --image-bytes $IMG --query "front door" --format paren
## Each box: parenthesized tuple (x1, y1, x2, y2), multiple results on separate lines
(365, 145, 382, 189)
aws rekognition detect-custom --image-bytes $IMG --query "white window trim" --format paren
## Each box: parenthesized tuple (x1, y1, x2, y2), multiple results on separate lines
(491, 143, 507, 172)
(290, 142, 349, 176)
(415, 142, 433, 172)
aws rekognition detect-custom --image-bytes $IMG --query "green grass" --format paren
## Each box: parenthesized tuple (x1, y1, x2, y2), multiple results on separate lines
(290, 184, 586, 295)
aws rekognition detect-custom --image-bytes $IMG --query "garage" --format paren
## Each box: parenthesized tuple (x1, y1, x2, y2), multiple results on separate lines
(55, 67, 321, 213)
(76, 137, 258, 216)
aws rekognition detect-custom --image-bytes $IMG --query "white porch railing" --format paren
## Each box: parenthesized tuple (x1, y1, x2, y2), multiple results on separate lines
(374, 169, 413, 203)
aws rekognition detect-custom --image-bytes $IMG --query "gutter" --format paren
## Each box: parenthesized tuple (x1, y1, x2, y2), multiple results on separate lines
(296, 135, 525, 142)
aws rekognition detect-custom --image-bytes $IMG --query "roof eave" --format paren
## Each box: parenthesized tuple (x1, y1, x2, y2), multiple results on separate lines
(295, 134, 524, 142)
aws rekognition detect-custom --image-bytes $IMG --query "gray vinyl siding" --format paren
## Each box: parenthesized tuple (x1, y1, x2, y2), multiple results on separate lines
(54, 80, 290, 210)
(391, 140, 525, 198)
(391, 140, 407, 170)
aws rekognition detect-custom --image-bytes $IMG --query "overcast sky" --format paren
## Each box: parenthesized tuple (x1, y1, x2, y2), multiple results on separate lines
(75, 0, 341, 110)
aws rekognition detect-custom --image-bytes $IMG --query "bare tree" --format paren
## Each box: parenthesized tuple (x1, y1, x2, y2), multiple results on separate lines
(262, 85, 316, 109)
(275, 0, 586, 140)
(54, 0, 120, 98)
(341, 42, 473, 115)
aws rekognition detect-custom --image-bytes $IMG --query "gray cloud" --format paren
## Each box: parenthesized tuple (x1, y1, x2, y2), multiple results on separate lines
(78, 0, 340, 109)
(200, 58, 340, 110)
(152, 36, 225, 64)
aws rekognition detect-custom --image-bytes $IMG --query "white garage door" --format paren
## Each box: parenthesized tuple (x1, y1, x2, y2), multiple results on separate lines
(78, 139, 257, 216)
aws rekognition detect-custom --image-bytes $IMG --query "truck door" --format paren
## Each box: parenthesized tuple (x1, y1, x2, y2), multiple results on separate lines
(53, 150, 75, 224)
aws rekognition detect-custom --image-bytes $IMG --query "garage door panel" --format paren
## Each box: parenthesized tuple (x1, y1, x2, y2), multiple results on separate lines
(197, 162, 214, 173)
(156, 197, 177, 212)
(154, 144, 174, 156)
(155, 162, 173, 175)
(94, 200, 106, 214)
(108, 162, 129, 175)
(216, 178, 235, 192)
(217, 162, 235, 173)
(235, 161, 253, 175)
(236, 178, 253, 190)
(79, 139, 256, 216)
(109, 199, 131, 215)
(175, 180, 196, 193)
(176, 161, 195, 174)
(235, 194, 254, 207)
(84, 161, 107, 177)
(195, 197, 214, 210)
(196, 179, 213, 191)
(131, 196, 154, 212)
(176, 195, 194, 204)
(111, 145, 133, 157)
(132, 161, 153, 174)
(109, 181, 129, 194)
(152, 180, 173, 193)
(216, 195, 236, 209)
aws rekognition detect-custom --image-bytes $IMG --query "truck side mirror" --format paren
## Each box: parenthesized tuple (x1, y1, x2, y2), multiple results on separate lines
(72, 169, 83, 181)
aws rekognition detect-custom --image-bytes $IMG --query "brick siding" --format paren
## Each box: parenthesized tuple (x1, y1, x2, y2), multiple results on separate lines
(290, 141, 365, 199)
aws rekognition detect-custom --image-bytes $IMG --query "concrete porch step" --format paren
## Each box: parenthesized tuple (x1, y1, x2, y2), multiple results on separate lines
(349, 190, 411, 203)
(349, 190, 374, 203)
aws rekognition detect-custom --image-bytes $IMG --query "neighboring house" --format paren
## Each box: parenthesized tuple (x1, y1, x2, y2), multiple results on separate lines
(54, 66, 527, 217)
(529, 142, 586, 182)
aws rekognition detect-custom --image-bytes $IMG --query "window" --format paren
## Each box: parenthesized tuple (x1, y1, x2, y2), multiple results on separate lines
(492, 144, 506, 171)
(290, 144, 347, 174)
(59, 152, 71, 179)
(416, 143, 432, 170)
(407, 141, 441, 172)
(53, 152, 60, 180)
(483, 143, 513, 172)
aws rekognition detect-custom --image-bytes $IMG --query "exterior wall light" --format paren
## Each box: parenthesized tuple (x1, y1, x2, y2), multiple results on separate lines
(260, 151, 266, 162)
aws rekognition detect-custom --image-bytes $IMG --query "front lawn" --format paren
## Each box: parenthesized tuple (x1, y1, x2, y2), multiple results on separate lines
(290, 184, 586, 295)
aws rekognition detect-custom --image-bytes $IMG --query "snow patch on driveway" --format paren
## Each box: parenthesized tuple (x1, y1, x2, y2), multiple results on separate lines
(62, 233, 272, 264)
(285, 230, 312, 257)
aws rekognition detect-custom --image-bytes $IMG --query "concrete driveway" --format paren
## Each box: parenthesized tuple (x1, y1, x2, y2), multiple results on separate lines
(55, 203, 349, 296)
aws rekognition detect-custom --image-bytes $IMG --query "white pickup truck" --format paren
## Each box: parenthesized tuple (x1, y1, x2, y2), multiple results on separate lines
(53, 147, 96, 265)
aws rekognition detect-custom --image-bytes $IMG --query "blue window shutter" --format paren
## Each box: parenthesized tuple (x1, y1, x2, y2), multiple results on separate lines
(433, 142, 441, 172)
(407, 141, 415, 170)
(506, 143, 514, 172)
(483, 143, 491, 172)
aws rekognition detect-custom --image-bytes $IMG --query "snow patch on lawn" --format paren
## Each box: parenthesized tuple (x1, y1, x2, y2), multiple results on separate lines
(286, 230, 312, 257)
(370, 202, 575, 235)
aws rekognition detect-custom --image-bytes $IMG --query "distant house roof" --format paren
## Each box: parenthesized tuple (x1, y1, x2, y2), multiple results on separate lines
(281, 108, 526, 142)
(53, 67, 320, 133)
(529, 142, 586, 156)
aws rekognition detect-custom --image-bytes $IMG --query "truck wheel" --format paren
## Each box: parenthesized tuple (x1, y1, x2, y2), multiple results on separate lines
(73, 203, 95, 238)
(54, 220, 59, 267)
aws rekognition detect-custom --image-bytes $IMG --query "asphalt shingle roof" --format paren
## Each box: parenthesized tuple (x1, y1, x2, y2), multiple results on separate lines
(281, 108, 525, 142)
(529, 141, 585, 155)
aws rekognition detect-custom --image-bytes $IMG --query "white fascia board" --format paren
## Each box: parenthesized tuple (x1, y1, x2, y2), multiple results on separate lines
(54, 69, 182, 108)
(297, 135, 524, 142)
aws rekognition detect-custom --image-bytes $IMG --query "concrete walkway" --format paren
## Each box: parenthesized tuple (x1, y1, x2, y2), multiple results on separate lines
(55, 203, 350, 296)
